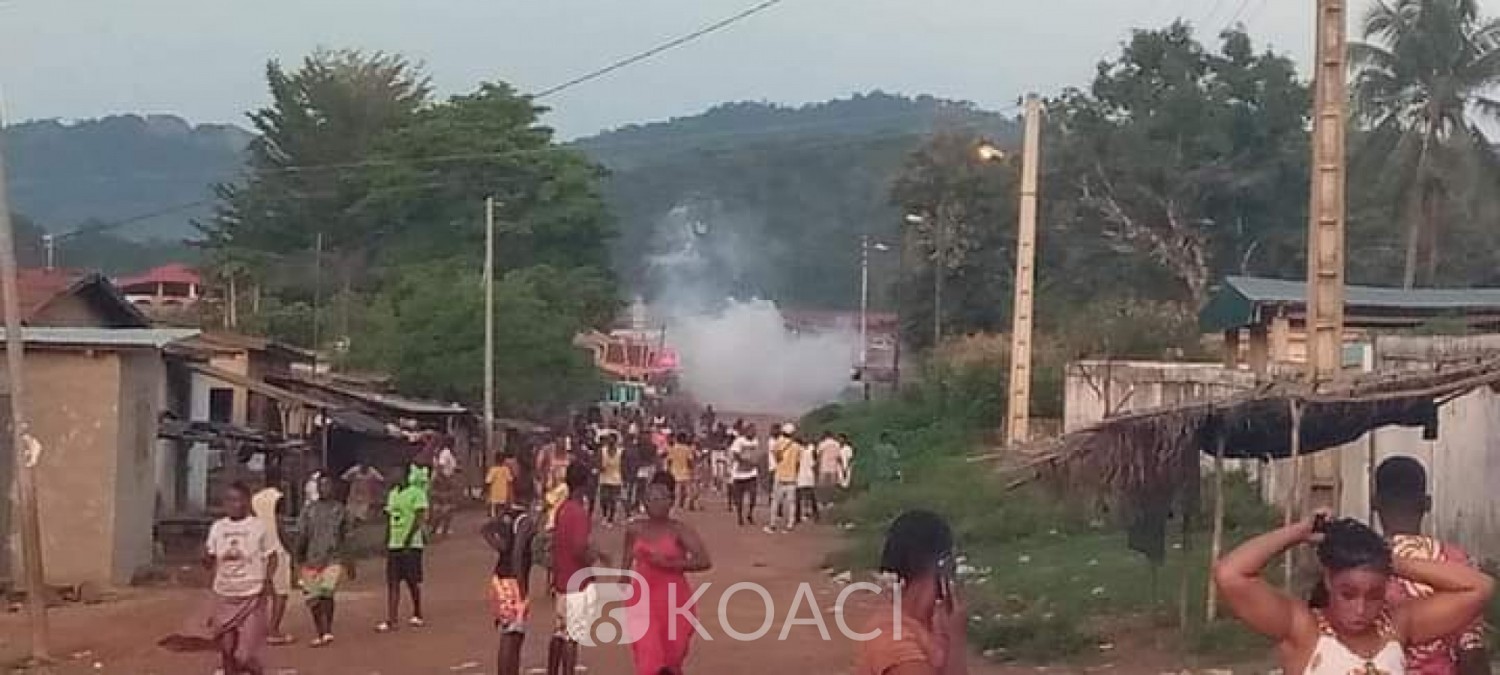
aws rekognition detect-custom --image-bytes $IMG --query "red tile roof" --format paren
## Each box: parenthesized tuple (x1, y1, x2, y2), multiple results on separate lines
(13, 268, 150, 326)
(16, 268, 86, 322)
(116, 263, 201, 290)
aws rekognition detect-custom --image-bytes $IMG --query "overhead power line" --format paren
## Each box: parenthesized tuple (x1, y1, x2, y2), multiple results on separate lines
(533, 0, 789, 99)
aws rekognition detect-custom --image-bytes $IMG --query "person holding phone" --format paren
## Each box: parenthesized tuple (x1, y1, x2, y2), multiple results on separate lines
(854, 510, 969, 675)
(1214, 511, 1494, 675)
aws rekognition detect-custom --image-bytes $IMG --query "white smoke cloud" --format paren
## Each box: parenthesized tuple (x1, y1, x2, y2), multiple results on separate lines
(643, 196, 859, 415)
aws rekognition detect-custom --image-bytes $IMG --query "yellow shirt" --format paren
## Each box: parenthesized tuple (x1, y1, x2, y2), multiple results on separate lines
(544, 483, 569, 531)
(599, 447, 624, 486)
(485, 465, 513, 505)
(774, 439, 802, 483)
(668, 443, 694, 480)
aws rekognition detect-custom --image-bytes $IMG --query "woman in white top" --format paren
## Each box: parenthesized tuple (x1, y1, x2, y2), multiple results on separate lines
(1214, 512, 1493, 675)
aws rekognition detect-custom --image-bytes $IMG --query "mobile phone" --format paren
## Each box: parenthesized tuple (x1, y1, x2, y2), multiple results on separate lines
(935, 553, 955, 601)
(1312, 513, 1329, 533)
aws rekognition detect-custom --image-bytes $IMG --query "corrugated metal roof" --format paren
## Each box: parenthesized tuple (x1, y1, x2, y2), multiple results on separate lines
(1201, 276, 1500, 332)
(0, 327, 200, 348)
(1224, 276, 1500, 309)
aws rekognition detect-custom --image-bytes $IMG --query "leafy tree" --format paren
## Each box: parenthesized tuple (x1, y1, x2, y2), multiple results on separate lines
(357, 83, 615, 275)
(1350, 0, 1500, 288)
(1044, 23, 1310, 306)
(889, 131, 1019, 349)
(201, 50, 619, 416)
(348, 262, 602, 418)
(202, 49, 431, 301)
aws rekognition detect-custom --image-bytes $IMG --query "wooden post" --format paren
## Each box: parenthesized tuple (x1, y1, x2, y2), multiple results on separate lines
(0, 101, 52, 662)
(1269, 313, 1292, 364)
(1247, 325, 1270, 377)
(1207, 434, 1227, 622)
(1006, 95, 1042, 445)
(1284, 398, 1303, 589)
(1222, 329, 1241, 369)
(1305, 0, 1348, 384)
(484, 197, 496, 458)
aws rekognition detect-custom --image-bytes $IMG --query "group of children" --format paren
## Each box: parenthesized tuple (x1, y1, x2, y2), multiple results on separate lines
(163, 433, 456, 675)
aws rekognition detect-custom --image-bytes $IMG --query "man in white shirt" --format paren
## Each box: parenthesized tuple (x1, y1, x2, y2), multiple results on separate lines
(729, 425, 760, 527)
(795, 436, 819, 523)
(816, 431, 844, 507)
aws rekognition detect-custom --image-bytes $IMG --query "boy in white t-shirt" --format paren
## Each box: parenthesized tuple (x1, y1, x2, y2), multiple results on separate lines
(164, 482, 279, 675)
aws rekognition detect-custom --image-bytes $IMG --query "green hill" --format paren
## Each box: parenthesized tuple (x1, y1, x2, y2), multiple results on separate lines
(4, 114, 251, 240)
(573, 91, 1020, 310)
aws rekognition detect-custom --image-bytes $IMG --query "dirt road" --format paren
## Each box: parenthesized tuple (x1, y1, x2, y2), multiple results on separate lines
(0, 503, 1016, 675)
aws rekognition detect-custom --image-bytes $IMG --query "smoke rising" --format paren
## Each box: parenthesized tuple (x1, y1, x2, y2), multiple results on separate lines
(644, 196, 859, 415)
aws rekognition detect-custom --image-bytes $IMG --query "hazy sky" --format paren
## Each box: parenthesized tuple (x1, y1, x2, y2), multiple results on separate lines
(0, 0, 1370, 139)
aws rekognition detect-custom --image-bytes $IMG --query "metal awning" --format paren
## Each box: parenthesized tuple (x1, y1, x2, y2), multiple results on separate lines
(188, 363, 330, 409)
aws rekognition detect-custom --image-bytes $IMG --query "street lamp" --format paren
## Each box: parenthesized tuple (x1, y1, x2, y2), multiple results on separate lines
(860, 235, 891, 401)
(975, 142, 1007, 163)
(903, 212, 946, 346)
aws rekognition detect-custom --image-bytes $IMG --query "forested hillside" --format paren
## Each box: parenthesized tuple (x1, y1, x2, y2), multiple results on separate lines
(573, 92, 1019, 310)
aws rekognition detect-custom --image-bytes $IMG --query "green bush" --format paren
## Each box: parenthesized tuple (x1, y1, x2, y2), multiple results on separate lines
(811, 358, 1283, 664)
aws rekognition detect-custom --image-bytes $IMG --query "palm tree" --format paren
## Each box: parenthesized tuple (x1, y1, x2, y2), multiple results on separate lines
(1350, 0, 1500, 288)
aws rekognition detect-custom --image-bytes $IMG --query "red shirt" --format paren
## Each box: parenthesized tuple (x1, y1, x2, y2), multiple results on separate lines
(551, 499, 592, 593)
(1387, 534, 1487, 675)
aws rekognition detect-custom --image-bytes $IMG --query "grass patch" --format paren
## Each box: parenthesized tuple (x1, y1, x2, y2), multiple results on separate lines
(809, 359, 1281, 664)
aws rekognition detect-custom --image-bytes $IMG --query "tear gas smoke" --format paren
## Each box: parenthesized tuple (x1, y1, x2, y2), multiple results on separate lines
(643, 197, 859, 415)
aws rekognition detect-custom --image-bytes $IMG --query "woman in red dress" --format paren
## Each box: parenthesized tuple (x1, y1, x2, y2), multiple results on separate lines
(623, 473, 713, 675)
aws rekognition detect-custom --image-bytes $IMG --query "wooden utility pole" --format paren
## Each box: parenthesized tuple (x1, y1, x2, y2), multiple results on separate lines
(1006, 95, 1042, 445)
(0, 100, 53, 663)
(484, 197, 496, 457)
(311, 232, 323, 374)
(1305, 0, 1348, 384)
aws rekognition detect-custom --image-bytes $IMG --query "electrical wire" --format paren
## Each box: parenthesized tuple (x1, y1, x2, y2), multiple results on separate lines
(534, 0, 789, 100)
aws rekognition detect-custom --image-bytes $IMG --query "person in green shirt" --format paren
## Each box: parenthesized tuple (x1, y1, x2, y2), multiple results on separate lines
(377, 465, 428, 633)
(872, 432, 901, 484)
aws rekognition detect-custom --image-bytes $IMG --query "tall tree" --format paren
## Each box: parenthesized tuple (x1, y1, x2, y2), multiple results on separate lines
(889, 131, 1019, 349)
(358, 83, 615, 274)
(1350, 0, 1500, 288)
(1045, 24, 1309, 307)
(201, 49, 431, 304)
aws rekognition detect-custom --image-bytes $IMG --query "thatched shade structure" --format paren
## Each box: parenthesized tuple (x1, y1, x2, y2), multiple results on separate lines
(1030, 358, 1500, 498)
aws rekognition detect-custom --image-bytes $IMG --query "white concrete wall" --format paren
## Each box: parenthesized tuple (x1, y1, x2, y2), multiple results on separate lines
(1064, 360, 1256, 432)
(185, 371, 213, 513)
(1063, 339, 1500, 562)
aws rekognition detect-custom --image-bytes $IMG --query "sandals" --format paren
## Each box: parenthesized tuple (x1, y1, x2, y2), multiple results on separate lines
(376, 617, 424, 633)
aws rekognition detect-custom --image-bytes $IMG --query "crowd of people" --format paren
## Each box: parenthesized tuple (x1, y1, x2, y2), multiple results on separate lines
(156, 401, 1497, 675)
(473, 409, 858, 675)
(159, 407, 860, 675)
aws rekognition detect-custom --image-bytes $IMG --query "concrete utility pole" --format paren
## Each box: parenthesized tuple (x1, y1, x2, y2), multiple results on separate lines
(0, 99, 53, 663)
(1006, 95, 1042, 445)
(860, 235, 872, 402)
(484, 197, 496, 457)
(1305, 0, 1348, 385)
